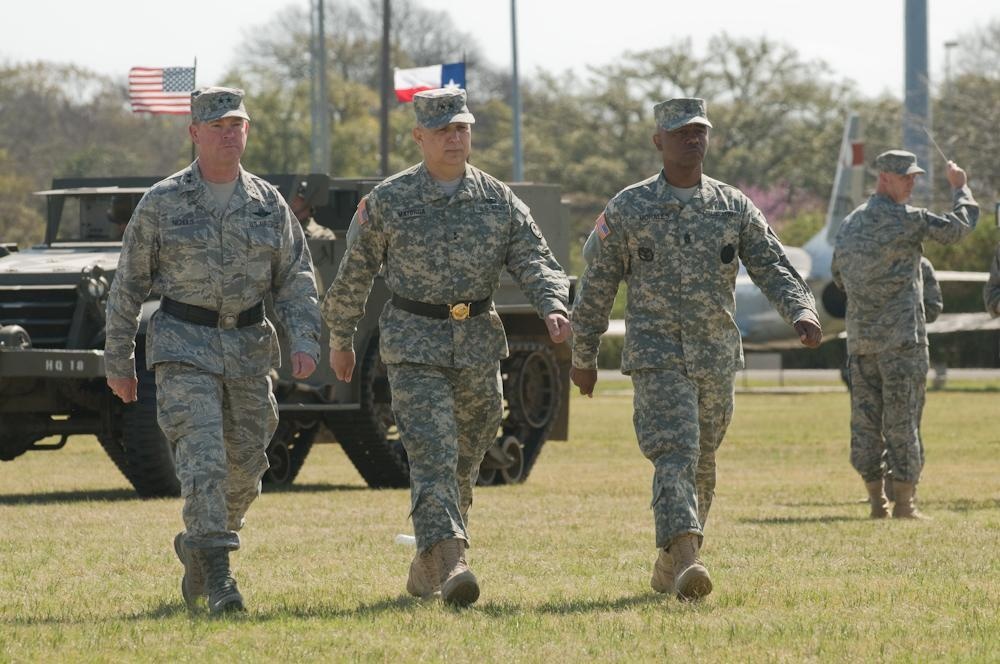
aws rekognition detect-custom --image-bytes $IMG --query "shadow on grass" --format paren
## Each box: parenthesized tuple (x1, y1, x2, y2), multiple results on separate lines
(260, 482, 369, 494)
(0, 488, 140, 505)
(3, 592, 701, 625)
(740, 515, 857, 525)
(0, 482, 369, 506)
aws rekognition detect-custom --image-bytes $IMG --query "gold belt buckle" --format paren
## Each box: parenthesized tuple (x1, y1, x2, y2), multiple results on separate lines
(449, 302, 470, 321)
(220, 313, 238, 330)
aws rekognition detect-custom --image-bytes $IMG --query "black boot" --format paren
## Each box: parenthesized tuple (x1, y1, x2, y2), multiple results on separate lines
(202, 547, 245, 614)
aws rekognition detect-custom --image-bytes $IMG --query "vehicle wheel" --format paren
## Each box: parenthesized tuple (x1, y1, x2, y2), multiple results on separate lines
(100, 359, 180, 498)
(325, 336, 410, 488)
(262, 420, 317, 487)
(494, 341, 561, 483)
(498, 435, 525, 484)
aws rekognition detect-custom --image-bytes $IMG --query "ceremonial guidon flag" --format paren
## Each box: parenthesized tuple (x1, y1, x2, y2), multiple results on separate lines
(393, 62, 466, 103)
(128, 66, 196, 115)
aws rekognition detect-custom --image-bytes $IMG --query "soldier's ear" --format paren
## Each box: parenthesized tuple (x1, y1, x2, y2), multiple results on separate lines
(412, 126, 423, 146)
(652, 131, 663, 152)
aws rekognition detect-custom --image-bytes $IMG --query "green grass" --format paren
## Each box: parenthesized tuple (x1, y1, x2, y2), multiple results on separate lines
(1, 382, 998, 662)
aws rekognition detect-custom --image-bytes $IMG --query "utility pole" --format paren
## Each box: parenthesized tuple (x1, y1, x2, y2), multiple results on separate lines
(510, 0, 523, 181)
(309, 0, 330, 173)
(379, 0, 391, 177)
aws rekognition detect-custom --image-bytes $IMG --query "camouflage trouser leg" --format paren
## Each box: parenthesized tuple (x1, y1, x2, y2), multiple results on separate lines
(849, 345, 928, 484)
(453, 365, 503, 526)
(222, 373, 278, 535)
(155, 362, 274, 551)
(693, 372, 735, 528)
(632, 369, 734, 549)
(388, 362, 502, 553)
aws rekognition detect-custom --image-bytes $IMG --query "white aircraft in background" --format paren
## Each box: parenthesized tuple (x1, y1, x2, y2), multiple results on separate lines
(608, 113, 998, 347)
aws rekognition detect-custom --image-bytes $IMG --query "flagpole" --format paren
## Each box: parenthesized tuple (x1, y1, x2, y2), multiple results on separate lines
(510, 0, 523, 181)
(191, 57, 197, 162)
(379, 0, 391, 177)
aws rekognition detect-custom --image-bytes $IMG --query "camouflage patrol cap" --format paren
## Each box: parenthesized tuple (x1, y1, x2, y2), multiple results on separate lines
(190, 86, 250, 124)
(654, 98, 713, 132)
(874, 149, 925, 176)
(413, 88, 476, 129)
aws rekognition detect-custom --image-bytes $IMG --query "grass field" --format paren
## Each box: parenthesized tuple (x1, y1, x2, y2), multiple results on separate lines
(1, 380, 998, 662)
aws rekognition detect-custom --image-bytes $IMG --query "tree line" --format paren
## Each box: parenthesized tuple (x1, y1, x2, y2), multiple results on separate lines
(2, 0, 998, 273)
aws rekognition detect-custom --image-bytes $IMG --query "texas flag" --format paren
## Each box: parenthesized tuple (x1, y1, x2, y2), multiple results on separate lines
(393, 62, 466, 102)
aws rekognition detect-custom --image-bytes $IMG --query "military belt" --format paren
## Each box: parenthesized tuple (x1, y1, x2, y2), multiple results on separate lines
(391, 293, 492, 321)
(160, 296, 265, 330)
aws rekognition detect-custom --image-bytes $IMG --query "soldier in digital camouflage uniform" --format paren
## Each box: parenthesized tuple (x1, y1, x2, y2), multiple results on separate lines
(571, 98, 822, 601)
(832, 150, 977, 520)
(985, 242, 1000, 318)
(322, 88, 571, 607)
(105, 86, 321, 614)
(859, 255, 942, 503)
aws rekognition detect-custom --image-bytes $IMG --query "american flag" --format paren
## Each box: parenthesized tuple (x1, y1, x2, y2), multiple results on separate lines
(128, 66, 196, 115)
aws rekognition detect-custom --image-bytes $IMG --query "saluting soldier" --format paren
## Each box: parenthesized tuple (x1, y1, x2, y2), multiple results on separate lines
(833, 150, 978, 520)
(571, 98, 822, 601)
(105, 87, 321, 614)
(322, 88, 571, 607)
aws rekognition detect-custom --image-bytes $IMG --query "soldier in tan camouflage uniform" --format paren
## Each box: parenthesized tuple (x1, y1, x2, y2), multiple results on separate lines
(832, 150, 978, 520)
(985, 243, 1000, 317)
(571, 98, 822, 601)
(322, 88, 570, 607)
(105, 87, 321, 614)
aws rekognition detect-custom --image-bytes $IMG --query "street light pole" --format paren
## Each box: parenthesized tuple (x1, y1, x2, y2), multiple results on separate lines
(510, 0, 524, 182)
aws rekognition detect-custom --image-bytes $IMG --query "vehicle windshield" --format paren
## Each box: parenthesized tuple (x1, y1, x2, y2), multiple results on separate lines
(48, 191, 143, 243)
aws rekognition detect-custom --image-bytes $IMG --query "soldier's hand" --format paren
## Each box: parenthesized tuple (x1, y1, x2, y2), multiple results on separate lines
(794, 318, 823, 349)
(570, 366, 597, 398)
(331, 349, 356, 383)
(545, 311, 572, 343)
(291, 352, 317, 380)
(107, 376, 138, 403)
(945, 161, 967, 189)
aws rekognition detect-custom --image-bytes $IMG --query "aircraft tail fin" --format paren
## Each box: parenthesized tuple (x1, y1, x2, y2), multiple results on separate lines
(823, 113, 866, 243)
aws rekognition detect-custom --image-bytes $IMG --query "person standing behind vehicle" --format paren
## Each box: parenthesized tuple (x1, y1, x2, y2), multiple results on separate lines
(322, 88, 571, 607)
(570, 98, 821, 601)
(984, 241, 1000, 318)
(104, 86, 321, 614)
(832, 150, 978, 520)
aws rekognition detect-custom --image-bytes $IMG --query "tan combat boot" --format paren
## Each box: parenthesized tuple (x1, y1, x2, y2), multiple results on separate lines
(406, 549, 441, 599)
(892, 481, 931, 520)
(650, 548, 674, 594)
(865, 480, 891, 519)
(669, 534, 713, 601)
(173, 532, 207, 608)
(432, 538, 479, 607)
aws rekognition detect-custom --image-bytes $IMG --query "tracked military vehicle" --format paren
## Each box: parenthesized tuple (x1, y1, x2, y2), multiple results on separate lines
(0, 174, 572, 496)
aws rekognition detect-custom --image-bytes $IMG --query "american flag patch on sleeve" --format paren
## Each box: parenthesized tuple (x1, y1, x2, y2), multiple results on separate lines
(356, 196, 369, 225)
(594, 212, 611, 240)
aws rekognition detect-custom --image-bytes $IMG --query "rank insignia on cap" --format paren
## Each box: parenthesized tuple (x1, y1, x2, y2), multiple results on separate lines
(357, 196, 369, 225)
(595, 212, 611, 240)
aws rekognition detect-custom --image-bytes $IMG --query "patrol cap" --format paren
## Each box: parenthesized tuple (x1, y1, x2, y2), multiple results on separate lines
(190, 86, 250, 124)
(654, 98, 713, 132)
(413, 88, 476, 129)
(874, 149, 925, 176)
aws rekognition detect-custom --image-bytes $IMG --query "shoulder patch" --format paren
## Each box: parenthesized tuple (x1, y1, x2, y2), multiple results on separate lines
(595, 212, 611, 240)
(357, 196, 369, 226)
(528, 221, 543, 239)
